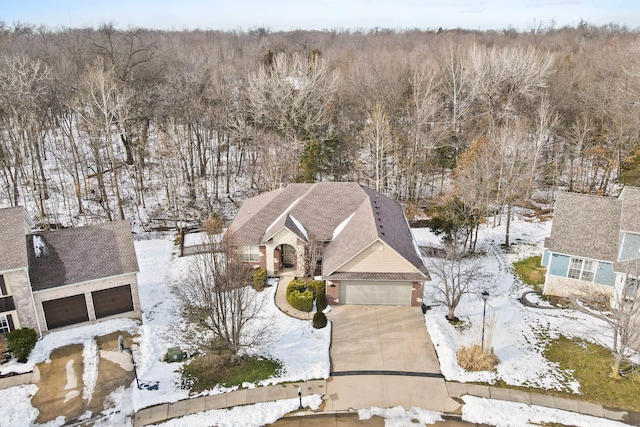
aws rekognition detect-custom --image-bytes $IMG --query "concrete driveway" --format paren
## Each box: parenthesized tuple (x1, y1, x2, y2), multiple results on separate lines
(324, 305, 460, 414)
(327, 305, 441, 374)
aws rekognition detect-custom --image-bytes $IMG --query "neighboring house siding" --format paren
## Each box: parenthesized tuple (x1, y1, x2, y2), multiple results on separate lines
(547, 252, 614, 286)
(336, 241, 418, 274)
(33, 273, 140, 332)
(594, 262, 615, 286)
(548, 253, 570, 277)
(618, 232, 640, 261)
(541, 249, 550, 267)
(4, 270, 39, 332)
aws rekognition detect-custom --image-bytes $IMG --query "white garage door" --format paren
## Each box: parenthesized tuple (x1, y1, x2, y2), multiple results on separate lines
(340, 281, 412, 306)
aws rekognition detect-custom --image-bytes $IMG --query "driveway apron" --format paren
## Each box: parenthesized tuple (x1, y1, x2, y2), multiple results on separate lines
(325, 305, 460, 414)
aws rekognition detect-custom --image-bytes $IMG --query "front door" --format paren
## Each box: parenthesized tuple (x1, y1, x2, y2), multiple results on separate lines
(282, 244, 296, 269)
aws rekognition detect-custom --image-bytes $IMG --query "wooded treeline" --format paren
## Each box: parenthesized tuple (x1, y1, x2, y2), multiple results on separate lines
(1, 21, 640, 234)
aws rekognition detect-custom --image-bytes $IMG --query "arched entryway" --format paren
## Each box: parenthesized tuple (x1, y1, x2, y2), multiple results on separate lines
(274, 244, 297, 272)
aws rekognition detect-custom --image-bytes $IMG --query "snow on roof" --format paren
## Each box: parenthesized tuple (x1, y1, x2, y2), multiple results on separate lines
(33, 235, 46, 258)
(265, 195, 304, 236)
(332, 212, 354, 240)
(289, 215, 308, 240)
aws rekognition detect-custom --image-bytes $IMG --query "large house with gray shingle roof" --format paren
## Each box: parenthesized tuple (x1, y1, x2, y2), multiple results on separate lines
(0, 207, 140, 336)
(542, 187, 640, 300)
(228, 182, 428, 306)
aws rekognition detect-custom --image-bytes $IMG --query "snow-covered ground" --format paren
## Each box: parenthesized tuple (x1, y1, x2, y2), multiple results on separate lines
(0, 213, 636, 427)
(416, 214, 628, 394)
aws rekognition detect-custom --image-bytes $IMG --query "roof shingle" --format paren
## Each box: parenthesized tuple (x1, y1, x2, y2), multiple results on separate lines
(0, 207, 32, 272)
(27, 220, 139, 291)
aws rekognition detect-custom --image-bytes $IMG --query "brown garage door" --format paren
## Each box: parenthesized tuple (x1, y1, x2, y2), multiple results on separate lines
(92, 285, 134, 319)
(43, 294, 89, 330)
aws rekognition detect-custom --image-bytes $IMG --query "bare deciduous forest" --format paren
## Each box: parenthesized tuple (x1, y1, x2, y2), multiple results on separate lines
(1, 21, 639, 235)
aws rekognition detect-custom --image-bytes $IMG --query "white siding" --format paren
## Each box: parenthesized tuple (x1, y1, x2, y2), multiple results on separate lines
(337, 240, 419, 274)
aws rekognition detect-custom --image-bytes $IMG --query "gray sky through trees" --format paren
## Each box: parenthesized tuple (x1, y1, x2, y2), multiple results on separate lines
(2, 0, 639, 32)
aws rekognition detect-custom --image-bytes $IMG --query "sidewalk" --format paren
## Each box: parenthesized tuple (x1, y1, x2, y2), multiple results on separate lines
(446, 381, 640, 425)
(133, 376, 640, 426)
(133, 380, 327, 426)
(273, 273, 313, 321)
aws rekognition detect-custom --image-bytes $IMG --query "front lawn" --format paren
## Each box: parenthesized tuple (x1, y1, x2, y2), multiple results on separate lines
(513, 255, 546, 287)
(544, 336, 640, 411)
(181, 353, 283, 393)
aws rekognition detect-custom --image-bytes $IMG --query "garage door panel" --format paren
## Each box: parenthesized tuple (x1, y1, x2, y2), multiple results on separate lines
(341, 281, 411, 305)
(92, 285, 134, 319)
(43, 294, 89, 330)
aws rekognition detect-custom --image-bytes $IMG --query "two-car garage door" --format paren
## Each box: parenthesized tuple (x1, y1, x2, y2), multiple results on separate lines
(42, 285, 134, 330)
(339, 280, 412, 306)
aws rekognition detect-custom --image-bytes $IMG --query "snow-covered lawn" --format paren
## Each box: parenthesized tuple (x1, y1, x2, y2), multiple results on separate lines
(417, 214, 629, 393)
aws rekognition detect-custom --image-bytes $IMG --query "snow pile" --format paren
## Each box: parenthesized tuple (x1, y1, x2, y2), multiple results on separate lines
(82, 339, 98, 402)
(0, 384, 39, 426)
(0, 317, 139, 375)
(156, 395, 323, 427)
(32, 235, 46, 258)
(462, 395, 629, 427)
(358, 406, 443, 426)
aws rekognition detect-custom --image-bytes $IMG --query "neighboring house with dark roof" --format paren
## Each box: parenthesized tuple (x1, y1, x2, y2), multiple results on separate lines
(0, 207, 140, 336)
(227, 182, 428, 307)
(542, 187, 640, 300)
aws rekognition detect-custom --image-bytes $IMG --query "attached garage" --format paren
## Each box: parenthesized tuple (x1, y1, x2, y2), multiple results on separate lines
(339, 280, 412, 306)
(92, 284, 134, 319)
(42, 294, 89, 330)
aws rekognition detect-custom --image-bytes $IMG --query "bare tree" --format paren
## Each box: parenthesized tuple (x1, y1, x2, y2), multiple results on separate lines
(173, 224, 274, 357)
(583, 257, 640, 379)
(426, 245, 487, 321)
(359, 101, 394, 194)
(303, 238, 324, 278)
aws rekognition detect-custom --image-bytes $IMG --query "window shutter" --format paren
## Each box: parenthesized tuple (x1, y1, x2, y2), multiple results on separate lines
(0, 275, 6, 296)
(6, 313, 14, 331)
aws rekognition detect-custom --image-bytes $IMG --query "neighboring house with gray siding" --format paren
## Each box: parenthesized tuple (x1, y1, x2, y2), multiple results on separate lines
(228, 182, 428, 307)
(0, 207, 140, 337)
(542, 187, 640, 300)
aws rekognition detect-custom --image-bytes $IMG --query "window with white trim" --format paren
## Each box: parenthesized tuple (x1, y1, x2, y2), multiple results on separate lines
(242, 246, 260, 263)
(567, 258, 596, 282)
(0, 315, 10, 335)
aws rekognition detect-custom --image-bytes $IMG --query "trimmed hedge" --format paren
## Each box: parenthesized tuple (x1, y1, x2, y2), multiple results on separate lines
(286, 279, 327, 313)
(315, 292, 328, 312)
(313, 311, 328, 329)
(7, 328, 37, 363)
(252, 268, 268, 290)
(287, 280, 314, 312)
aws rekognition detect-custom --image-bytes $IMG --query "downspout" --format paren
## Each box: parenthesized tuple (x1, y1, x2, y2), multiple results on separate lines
(25, 268, 43, 337)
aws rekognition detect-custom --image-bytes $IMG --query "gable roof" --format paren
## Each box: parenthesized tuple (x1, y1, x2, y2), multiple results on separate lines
(619, 186, 640, 233)
(323, 186, 426, 278)
(545, 191, 621, 262)
(228, 182, 426, 279)
(0, 207, 33, 272)
(27, 220, 139, 291)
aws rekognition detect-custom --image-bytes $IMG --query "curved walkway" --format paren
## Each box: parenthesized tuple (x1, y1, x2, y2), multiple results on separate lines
(520, 290, 560, 309)
(274, 273, 313, 320)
